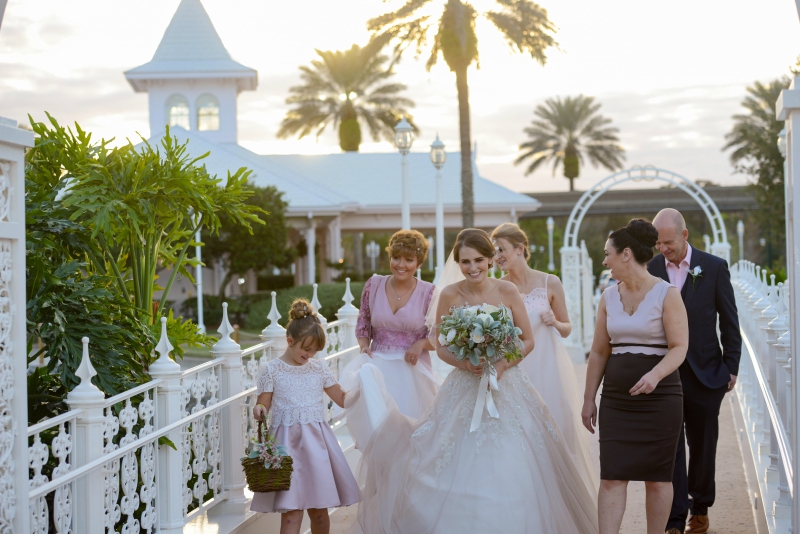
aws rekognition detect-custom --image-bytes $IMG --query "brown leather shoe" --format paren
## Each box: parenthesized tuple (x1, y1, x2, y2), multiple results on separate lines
(685, 514, 709, 533)
(666, 529, 682, 534)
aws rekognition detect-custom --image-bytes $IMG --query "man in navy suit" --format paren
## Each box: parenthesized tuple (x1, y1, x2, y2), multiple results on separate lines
(648, 209, 741, 534)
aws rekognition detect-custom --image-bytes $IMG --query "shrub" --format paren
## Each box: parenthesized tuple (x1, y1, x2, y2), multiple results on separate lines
(246, 282, 365, 329)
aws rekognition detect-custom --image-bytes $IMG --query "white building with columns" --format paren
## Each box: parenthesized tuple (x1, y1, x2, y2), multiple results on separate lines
(126, 0, 540, 293)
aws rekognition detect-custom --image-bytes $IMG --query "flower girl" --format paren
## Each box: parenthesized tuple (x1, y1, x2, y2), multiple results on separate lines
(251, 299, 360, 534)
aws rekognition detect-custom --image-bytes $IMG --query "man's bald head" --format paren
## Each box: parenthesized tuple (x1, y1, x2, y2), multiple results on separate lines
(653, 208, 689, 265)
(653, 208, 686, 234)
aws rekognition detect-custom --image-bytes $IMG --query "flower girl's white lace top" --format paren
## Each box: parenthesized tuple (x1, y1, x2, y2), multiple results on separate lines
(257, 358, 337, 428)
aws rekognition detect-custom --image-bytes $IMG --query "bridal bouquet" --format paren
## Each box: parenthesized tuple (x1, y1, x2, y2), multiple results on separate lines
(437, 304, 524, 366)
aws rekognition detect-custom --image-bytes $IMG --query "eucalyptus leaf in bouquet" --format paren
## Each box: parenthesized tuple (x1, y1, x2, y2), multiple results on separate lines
(437, 304, 524, 365)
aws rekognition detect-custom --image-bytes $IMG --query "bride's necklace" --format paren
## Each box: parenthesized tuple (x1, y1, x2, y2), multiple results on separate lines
(621, 279, 648, 314)
(390, 277, 416, 301)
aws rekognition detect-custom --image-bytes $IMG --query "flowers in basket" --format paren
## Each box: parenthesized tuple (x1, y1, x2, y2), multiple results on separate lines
(243, 433, 290, 470)
(437, 303, 525, 365)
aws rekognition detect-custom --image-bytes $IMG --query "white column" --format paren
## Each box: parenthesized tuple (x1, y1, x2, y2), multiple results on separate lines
(212, 304, 249, 509)
(401, 153, 410, 230)
(195, 223, 205, 334)
(148, 318, 185, 533)
(436, 167, 445, 273)
(326, 216, 342, 282)
(560, 245, 583, 363)
(307, 212, 316, 285)
(0, 118, 34, 533)
(777, 74, 800, 532)
(547, 217, 555, 273)
(66, 338, 107, 534)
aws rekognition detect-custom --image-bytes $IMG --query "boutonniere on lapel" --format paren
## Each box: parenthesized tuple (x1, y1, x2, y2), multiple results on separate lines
(689, 266, 703, 290)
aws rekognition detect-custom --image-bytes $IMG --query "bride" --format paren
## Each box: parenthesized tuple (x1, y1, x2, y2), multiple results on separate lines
(343, 229, 598, 533)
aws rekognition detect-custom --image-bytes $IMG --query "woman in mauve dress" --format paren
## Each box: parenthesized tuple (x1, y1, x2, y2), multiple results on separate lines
(341, 229, 440, 420)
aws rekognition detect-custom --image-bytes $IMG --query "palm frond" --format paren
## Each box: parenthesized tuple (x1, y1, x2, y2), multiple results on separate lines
(485, 0, 557, 65)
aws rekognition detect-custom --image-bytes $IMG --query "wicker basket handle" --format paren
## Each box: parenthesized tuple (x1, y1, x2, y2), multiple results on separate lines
(257, 417, 266, 444)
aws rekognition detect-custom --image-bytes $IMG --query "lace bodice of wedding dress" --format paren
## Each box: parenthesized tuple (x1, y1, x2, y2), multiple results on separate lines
(519, 281, 598, 493)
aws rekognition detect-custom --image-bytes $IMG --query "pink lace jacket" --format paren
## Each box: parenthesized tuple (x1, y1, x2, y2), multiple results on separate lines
(356, 275, 435, 352)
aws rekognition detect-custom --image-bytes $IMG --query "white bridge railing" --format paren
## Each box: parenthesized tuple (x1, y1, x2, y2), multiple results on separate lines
(26, 280, 362, 533)
(731, 261, 793, 533)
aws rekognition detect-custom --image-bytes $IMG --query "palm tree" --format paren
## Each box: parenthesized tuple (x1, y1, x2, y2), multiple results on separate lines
(723, 78, 789, 267)
(515, 95, 625, 192)
(368, 0, 557, 227)
(277, 39, 416, 152)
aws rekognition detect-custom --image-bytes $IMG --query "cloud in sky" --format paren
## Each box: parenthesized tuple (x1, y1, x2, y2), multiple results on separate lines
(1, 0, 797, 193)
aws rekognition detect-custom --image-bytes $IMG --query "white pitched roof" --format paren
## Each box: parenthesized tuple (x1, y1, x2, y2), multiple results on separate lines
(125, 0, 257, 92)
(143, 128, 539, 217)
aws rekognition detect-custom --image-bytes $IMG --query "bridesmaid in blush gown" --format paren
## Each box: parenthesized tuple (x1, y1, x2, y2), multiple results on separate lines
(339, 230, 440, 420)
(492, 222, 597, 494)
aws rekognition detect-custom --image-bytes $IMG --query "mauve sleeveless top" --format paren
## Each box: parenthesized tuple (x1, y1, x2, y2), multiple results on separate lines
(604, 280, 671, 356)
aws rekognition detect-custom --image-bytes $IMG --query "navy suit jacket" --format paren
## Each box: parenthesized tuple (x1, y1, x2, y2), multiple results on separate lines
(647, 248, 741, 389)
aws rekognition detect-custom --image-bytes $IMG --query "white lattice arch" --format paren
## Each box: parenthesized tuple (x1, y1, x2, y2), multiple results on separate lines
(559, 166, 732, 362)
(564, 166, 729, 253)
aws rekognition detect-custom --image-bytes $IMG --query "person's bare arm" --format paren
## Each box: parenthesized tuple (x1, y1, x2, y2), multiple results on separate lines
(542, 275, 572, 338)
(253, 391, 273, 421)
(489, 282, 534, 380)
(582, 297, 611, 434)
(324, 384, 347, 408)
(630, 286, 688, 395)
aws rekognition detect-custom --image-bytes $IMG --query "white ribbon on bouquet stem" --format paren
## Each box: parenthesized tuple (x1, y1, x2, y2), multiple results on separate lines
(469, 360, 500, 432)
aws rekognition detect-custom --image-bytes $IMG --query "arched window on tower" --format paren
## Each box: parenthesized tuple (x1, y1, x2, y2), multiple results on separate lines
(165, 94, 190, 129)
(197, 94, 220, 131)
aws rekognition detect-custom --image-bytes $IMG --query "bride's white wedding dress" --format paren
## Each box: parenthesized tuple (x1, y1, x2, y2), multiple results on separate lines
(520, 280, 598, 494)
(343, 311, 599, 533)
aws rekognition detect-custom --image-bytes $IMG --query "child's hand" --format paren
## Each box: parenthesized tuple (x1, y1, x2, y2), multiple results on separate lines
(253, 403, 269, 421)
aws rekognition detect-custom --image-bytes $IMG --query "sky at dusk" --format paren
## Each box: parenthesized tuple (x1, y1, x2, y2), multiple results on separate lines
(1, 0, 799, 193)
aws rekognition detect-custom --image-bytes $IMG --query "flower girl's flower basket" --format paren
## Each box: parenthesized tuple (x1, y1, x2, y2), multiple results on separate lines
(241, 419, 293, 492)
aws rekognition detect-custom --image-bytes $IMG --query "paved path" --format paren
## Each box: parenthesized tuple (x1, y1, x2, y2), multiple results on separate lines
(327, 363, 757, 533)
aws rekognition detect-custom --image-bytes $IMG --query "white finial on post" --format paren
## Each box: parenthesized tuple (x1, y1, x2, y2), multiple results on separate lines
(213, 302, 241, 353)
(336, 277, 360, 348)
(311, 283, 327, 326)
(340, 278, 357, 312)
(151, 317, 181, 375)
(261, 291, 288, 351)
(68, 337, 104, 401)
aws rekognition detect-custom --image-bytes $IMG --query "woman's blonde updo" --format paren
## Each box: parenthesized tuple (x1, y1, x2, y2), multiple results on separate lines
(286, 298, 326, 351)
(385, 229, 429, 266)
(491, 223, 530, 260)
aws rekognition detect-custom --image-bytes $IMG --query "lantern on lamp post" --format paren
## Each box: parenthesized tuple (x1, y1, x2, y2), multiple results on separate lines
(394, 117, 414, 230)
(430, 134, 447, 276)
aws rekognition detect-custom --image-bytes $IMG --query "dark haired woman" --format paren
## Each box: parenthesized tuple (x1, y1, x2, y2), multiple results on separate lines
(581, 219, 688, 534)
(344, 228, 599, 533)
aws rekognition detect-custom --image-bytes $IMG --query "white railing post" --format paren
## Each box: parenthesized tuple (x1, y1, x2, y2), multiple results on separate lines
(261, 291, 288, 353)
(560, 245, 583, 363)
(311, 283, 328, 327)
(65, 338, 107, 534)
(212, 303, 249, 510)
(149, 317, 185, 533)
(336, 278, 359, 349)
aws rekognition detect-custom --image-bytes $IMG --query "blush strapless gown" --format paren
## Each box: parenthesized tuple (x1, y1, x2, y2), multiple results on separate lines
(520, 286, 598, 494)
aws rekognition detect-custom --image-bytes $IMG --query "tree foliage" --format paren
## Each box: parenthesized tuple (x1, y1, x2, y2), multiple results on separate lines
(202, 184, 293, 298)
(278, 39, 417, 152)
(723, 78, 790, 269)
(25, 115, 264, 422)
(368, 0, 558, 226)
(515, 94, 625, 191)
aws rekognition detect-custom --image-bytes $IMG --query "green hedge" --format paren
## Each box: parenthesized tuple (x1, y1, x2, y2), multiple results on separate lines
(246, 282, 365, 329)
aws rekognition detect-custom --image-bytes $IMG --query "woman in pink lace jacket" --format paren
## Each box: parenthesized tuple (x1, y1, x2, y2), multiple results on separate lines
(343, 230, 440, 419)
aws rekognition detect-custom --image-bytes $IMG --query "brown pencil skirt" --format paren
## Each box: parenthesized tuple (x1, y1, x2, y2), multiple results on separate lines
(599, 352, 683, 482)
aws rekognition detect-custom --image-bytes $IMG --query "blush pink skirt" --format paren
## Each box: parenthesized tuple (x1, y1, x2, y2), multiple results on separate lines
(250, 421, 360, 513)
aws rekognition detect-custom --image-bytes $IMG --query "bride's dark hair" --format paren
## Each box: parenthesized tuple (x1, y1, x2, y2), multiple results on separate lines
(453, 228, 495, 267)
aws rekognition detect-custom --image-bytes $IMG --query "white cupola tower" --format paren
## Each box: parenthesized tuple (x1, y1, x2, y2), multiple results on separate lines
(124, 0, 257, 144)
